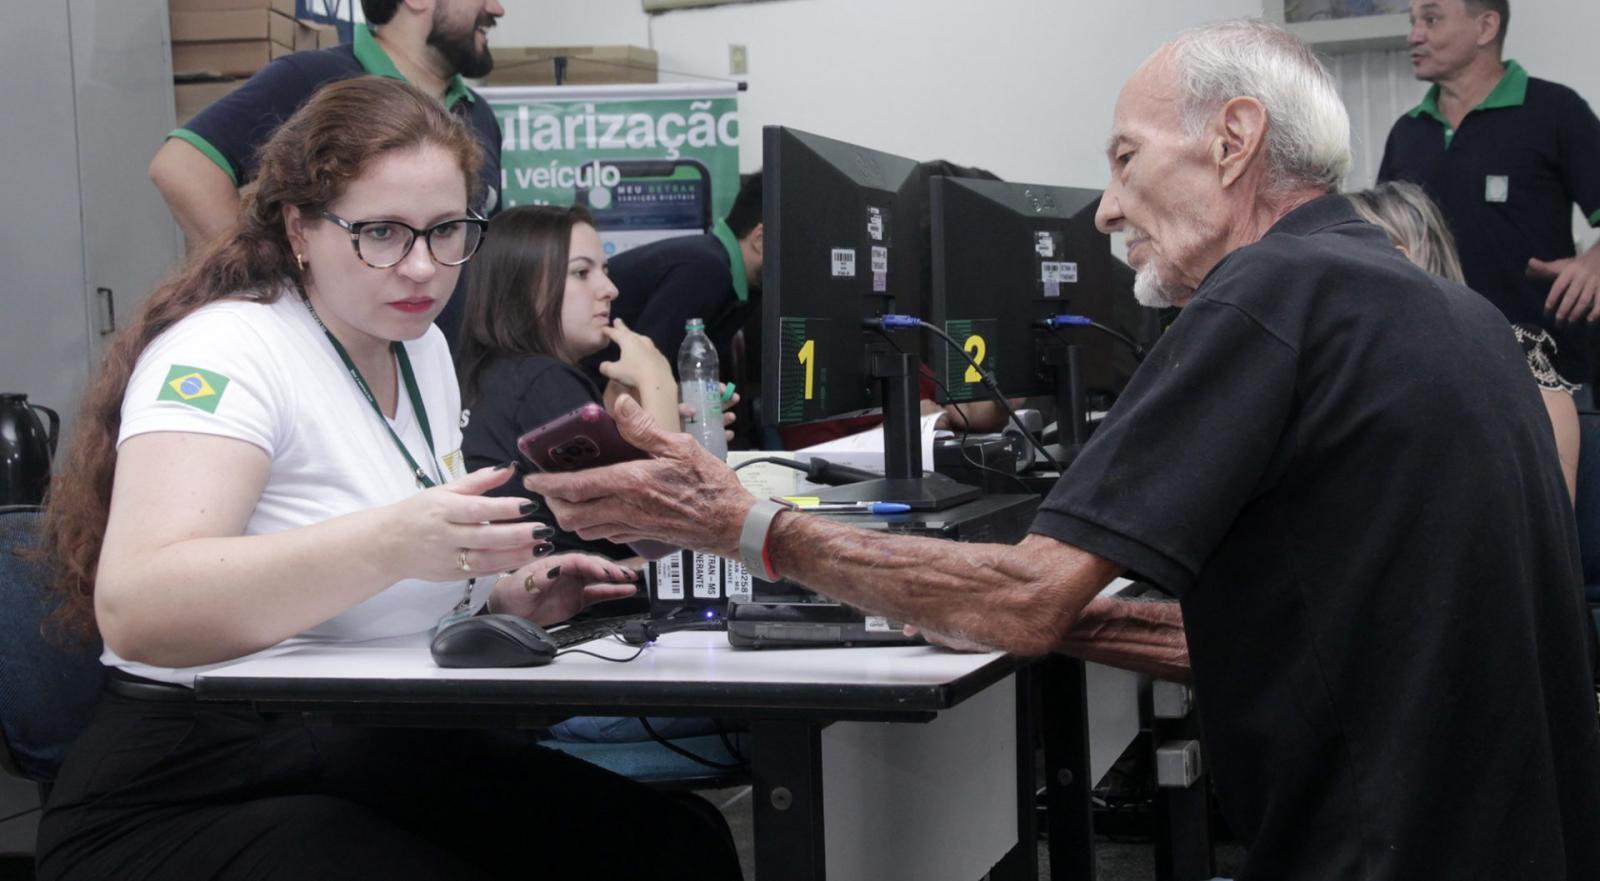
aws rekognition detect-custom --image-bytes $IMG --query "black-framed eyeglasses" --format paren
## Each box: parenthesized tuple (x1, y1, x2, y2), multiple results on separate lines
(320, 210, 487, 269)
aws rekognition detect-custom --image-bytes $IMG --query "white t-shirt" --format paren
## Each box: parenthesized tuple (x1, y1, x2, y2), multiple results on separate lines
(108, 290, 477, 685)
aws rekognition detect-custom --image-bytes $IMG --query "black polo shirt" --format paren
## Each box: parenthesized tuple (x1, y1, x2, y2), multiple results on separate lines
(594, 222, 753, 376)
(460, 354, 626, 560)
(169, 25, 503, 350)
(1033, 195, 1600, 879)
(1378, 60, 1600, 384)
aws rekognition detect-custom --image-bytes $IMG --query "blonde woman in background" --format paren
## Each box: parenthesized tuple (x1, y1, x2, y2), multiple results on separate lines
(1350, 180, 1581, 503)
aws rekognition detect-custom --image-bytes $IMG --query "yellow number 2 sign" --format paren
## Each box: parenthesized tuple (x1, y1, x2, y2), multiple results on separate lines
(963, 335, 987, 383)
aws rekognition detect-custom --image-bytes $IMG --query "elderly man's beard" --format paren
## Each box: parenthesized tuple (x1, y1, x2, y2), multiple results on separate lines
(1133, 265, 1184, 308)
(429, 7, 496, 78)
(1127, 227, 1194, 309)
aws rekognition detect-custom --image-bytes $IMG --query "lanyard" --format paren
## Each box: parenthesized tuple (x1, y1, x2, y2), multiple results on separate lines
(301, 293, 441, 488)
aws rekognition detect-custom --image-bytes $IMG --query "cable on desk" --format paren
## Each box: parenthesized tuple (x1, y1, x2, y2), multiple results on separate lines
(555, 636, 646, 663)
(871, 327, 1036, 493)
(733, 456, 805, 472)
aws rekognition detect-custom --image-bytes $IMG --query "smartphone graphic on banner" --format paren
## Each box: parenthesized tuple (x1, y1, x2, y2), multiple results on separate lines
(576, 158, 714, 258)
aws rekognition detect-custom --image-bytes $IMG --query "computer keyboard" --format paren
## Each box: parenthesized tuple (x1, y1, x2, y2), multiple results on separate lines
(545, 614, 649, 649)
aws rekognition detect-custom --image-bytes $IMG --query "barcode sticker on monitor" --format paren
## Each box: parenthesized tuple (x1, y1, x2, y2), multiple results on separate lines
(655, 553, 685, 600)
(1042, 262, 1078, 284)
(832, 248, 857, 277)
(725, 559, 754, 601)
(1035, 231, 1056, 258)
(691, 553, 723, 599)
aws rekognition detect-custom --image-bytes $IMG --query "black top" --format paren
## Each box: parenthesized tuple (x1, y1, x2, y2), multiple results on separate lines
(176, 37, 504, 351)
(594, 232, 751, 377)
(460, 354, 626, 559)
(1378, 64, 1600, 384)
(1032, 195, 1600, 879)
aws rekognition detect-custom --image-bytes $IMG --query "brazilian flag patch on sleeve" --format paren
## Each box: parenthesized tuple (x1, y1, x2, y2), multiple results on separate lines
(157, 365, 230, 413)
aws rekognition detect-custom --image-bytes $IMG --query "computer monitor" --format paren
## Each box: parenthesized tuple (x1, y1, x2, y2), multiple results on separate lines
(928, 177, 1125, 459)
(760, 126, 976, 509)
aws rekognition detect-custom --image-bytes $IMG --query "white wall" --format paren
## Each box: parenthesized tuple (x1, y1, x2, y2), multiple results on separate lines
(494, 0, 651, 47)
(497, 0, 1600, 243)
(499, 0, 1262, 185)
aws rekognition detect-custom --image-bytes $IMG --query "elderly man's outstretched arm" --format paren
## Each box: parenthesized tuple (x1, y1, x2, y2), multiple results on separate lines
(525, 395, 1191, 680)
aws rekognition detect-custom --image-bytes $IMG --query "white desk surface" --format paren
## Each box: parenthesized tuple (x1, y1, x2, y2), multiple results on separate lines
(192, 631, 1022, 718)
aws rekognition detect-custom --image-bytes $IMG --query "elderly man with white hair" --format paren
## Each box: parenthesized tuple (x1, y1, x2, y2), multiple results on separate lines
(529, 20, 1600, 879)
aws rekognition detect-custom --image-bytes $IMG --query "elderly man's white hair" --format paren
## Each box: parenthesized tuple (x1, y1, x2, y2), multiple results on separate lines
(1167, 19, 1352, 193)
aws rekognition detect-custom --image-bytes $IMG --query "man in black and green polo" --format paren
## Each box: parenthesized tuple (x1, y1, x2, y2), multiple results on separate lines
(149, 0, 505, 350)
(1379, 0, 1600, 388)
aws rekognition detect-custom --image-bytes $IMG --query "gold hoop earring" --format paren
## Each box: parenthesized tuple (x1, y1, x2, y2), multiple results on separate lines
(295, 253, 306, 273)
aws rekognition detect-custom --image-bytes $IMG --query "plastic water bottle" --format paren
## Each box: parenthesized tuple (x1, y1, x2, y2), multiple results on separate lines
(678, 318, 728, 460)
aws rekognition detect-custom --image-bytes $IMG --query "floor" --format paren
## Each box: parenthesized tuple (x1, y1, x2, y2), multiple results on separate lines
(701, 783, 1247, 881)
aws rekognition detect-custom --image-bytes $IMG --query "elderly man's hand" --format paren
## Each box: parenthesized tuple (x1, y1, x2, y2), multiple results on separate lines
(523, 394, 756, 558)
(1535, 247, 1600, 323)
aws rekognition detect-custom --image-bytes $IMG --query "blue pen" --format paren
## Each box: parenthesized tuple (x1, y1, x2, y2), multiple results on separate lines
(778, 499, 912, 515)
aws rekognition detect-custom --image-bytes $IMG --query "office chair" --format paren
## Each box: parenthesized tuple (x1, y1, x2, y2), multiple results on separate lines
(0, 506, 105, 800)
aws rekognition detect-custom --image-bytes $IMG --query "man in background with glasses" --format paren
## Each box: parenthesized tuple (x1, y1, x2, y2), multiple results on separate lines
(149, 0, 506, 351)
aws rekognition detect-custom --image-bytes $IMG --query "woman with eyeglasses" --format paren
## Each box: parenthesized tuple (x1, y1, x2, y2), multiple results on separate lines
(35, 77, 741, 881)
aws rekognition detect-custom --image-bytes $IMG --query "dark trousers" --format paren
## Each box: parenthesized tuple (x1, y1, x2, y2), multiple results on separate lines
(37, 689, 742, 881)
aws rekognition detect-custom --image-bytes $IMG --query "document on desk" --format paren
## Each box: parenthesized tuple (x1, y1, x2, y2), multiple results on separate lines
(798, 412, 946, 473)
(727, 450, 802, 499)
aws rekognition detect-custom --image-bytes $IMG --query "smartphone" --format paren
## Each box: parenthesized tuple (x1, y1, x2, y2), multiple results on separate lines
(515, 403, 676, 560)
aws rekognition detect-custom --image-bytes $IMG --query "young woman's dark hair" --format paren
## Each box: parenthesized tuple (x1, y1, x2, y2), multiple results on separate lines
(723, 172, 764, 239)
(39, 76, 482, 639)
(455, 204, 593, 407)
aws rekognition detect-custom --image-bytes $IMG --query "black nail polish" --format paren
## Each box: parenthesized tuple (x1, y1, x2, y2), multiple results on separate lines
(520, 500, 541, 516)
(512, 458, 534, 475)
(534, 542, 555, 557)
(496, 459, 516, 470)
(531, 523, 555, 539)
(546, 565, 562, 579)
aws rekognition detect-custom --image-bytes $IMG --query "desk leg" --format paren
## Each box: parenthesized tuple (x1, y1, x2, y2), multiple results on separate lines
(1042, 655, 1095, 881)
(1152, 710, 1213, 881)
(987, 665, 1040, 881)
(751, 720, 826, 881)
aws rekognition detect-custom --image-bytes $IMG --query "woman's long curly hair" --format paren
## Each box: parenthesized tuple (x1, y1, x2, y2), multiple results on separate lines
(38, 76, 483, 640)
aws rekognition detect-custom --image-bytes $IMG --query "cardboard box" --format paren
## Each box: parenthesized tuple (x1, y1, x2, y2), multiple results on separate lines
(311, 22, 340, 49)
(477, 46, 659, 86)
(169, 0, 295, 16)
(172, 40, 291, 77)
(292, 20, 320, 51)
(174, 78, 246, 126)
(170, 9, 295, 45)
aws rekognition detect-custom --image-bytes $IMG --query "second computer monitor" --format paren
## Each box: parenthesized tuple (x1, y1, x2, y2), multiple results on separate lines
(928, 177, 1115, 402)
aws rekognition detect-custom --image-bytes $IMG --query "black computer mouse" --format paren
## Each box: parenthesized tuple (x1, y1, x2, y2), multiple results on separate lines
(430, 614, 559, 668)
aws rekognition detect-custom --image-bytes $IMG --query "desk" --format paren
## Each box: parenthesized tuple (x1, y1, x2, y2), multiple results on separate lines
(194, 632, 1038, 881)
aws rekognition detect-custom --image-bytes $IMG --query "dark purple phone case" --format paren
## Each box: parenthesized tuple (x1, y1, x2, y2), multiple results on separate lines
(515, 404, 677, 560)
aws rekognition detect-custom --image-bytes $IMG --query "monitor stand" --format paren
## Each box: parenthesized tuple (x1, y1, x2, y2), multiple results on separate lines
(1040, 343, 1088, 470)
(812, 351, 979, 511)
